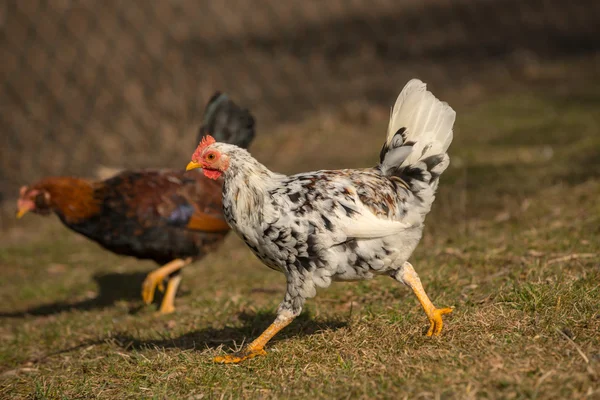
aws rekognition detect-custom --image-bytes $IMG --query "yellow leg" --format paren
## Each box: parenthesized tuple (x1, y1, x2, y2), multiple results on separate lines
(214, 313, 294, 364)
(157, 274, 182, 315)
(399, 262, 453, 336)
(141, 258, 191, 307)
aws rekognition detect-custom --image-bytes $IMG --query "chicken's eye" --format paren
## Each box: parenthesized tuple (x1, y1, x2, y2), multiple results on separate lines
(34, 193, 46, 207)
(206, 153, 216, 161)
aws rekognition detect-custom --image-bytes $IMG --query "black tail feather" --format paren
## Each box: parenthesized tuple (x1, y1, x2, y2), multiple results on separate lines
(197, 92, 256, 149)
(398, 154, 449, 195)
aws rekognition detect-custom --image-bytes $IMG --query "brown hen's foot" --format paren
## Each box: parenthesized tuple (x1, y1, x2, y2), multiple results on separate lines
(141, 258, 191, 308)
(142, 271, 165, 305)
(426, 307, 454, 336)
(156, 275, 182, 315)
(213, 347, 267, 364)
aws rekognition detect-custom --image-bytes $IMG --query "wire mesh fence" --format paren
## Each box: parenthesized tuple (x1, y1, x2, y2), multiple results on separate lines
(1, 0, 599, 228)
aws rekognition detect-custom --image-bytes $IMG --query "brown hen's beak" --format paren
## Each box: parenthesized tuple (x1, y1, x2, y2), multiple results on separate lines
(16, 207, 28, 219)
(186, 161, 202, 171)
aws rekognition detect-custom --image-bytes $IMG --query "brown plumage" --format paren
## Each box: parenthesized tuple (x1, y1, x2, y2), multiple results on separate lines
(17, 93, 256, 313)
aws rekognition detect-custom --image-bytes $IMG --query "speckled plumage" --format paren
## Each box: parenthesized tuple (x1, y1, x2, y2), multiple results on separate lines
(220, 158, 432, 316)
(190, 79, 456, 358)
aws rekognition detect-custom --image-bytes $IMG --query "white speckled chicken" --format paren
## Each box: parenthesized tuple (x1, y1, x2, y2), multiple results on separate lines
(186, 79, 456, 363)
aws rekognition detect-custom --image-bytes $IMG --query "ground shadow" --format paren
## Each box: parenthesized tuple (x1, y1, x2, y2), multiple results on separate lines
(0, 271, 150, 318)
(112, 310, 348, 352)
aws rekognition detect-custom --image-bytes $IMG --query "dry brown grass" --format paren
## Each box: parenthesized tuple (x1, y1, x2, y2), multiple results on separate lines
(1, 65, 600, 398)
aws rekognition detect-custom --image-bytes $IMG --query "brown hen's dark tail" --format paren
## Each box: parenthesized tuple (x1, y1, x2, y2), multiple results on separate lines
(197, 92, 256, 150)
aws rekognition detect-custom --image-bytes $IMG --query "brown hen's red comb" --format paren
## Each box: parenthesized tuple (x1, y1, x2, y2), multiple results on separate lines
(192, 135, 216, 160)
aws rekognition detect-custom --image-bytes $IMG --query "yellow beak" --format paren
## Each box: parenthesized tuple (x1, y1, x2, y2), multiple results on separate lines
(16, 208, 28, 219)
(186, 161, 202, 171)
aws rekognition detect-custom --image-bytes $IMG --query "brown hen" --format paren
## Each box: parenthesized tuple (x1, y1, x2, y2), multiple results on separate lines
(16, 93, 255, 313)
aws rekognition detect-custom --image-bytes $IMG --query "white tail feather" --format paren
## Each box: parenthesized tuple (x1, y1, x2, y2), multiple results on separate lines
(385, 79, 456, 168)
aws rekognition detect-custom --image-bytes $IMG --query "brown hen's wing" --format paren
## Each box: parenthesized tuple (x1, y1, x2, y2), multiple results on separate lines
(151, 170, 229, 233)
(185, 212, 229, 232)
(163, 169, 229, 233)
(103, 168, 229, 234)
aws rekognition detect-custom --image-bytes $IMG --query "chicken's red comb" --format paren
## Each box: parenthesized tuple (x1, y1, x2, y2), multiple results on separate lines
(192, 135, 216, 160)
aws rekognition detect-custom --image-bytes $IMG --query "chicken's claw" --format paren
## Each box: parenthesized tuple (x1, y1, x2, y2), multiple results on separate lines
(141, 258, 190, 311)
(214, 315, 293, 364)
(426, 307, 454, 337)
(155, 306, 174, 316)
(141, 270, 165, 305)
(214, 348, 267, 364)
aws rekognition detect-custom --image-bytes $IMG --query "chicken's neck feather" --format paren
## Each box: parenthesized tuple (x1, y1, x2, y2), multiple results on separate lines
(33, 177, 102, 223)
(221, 148, 282, 224)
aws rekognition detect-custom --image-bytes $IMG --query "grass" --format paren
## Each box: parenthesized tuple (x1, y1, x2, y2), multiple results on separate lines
(1, 68, 600, 399)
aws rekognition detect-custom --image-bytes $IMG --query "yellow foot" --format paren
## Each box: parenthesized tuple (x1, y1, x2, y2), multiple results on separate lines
(155, 305, 175, 316)
(141, 271, 166, 305)
(426, 307, 453, 336)
(214, 348, 267, 364)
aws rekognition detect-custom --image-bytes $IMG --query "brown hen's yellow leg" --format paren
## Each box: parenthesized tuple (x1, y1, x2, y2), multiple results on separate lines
(158, 274, 182, 315)
(141, 258, 192, 309)
(214, 314, 294, 364)
(400, 262, 453, 336)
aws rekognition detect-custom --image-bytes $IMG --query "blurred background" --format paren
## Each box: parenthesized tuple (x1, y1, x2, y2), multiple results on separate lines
(1, 3, 599, 395)
(1, 0, 599, 229)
